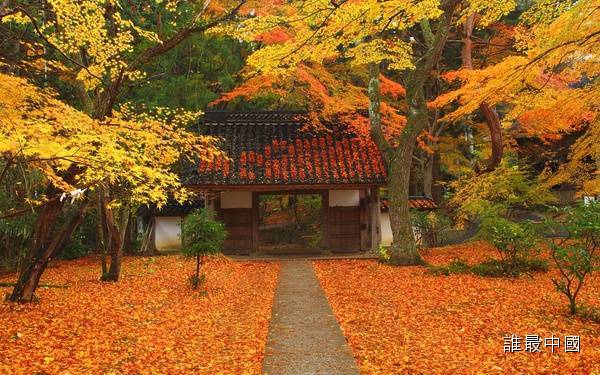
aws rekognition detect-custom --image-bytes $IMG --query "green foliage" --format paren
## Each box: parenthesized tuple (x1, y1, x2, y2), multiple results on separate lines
(182, 208, 227, 257)
(58, 240, 89, 260)
(129, 36, 246, 112)
(448, 163, 555, 225)
(57, 210, 97, 260)
(182, 208, 226, 290)
(471, 258, 548, 277)
(411, 210, 453, 248)
(545, 201, 600, 315)
(427, 259, 471, 276)
(0, 165, 41, 271)
(479, 216, 539, 274)
(428, 257, 547, 277)
(378, 244, 391, 262)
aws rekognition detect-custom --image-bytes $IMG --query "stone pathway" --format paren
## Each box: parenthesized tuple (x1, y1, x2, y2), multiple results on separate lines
(263, 261, 359, 375)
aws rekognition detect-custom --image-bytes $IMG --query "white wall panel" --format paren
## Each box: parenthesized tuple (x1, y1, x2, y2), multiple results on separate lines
(155, 216, 182, 251)
(220, 191, 252, 209)
(328, 190, 359, 207)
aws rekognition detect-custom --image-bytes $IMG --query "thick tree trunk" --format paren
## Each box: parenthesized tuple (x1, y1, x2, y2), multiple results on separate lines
(387, 86, 429, 265)
(462, 15, 503, 172)
(7, 201, 87, 302)
(366, 1, 458, 265)
(479, 102, 503, 172)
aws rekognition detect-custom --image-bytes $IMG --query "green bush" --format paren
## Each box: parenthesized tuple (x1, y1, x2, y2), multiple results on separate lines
(182, 208, 227, 289)
(478, 216, 539, 276)
(428, 257, 547, 277)
(545, 201, 600, 315)
(411, 210, 453, 248)
(58, 239, 89, 260)
(471, 258, 548, 277)
(427, 259, 471, 276)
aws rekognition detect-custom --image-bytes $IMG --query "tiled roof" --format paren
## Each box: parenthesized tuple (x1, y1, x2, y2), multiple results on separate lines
(137, 200, 205, 217)
(185, 111, 387, 186)
(381, 197, 438, 211)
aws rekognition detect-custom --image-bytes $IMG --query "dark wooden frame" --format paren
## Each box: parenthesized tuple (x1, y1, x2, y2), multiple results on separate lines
(206, 186, 382, 254)
(252, 190, 328, 254)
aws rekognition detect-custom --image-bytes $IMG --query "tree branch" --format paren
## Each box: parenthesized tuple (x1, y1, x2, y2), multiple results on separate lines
(367, 63, 394, 161)
(129, 0, 247, 70)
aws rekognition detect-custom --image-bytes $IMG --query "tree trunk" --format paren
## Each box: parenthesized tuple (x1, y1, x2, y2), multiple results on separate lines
(431, 152, 442, 203)
(462, 15, 503, 172)
(480, 102, 503, 172)
(423, 153, 434, 199)
(99, 189, 127, 282)
(7, 201, 88, 302)
(386, 86, 429, 266)
(366, 1, 459, 265)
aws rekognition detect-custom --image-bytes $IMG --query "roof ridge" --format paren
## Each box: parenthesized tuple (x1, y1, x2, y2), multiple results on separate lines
(203, 110, 308, 123)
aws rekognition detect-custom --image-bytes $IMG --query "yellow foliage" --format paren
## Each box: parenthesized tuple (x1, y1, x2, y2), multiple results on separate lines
(434, 0, 599, 190)
(0, 73, 220, 207)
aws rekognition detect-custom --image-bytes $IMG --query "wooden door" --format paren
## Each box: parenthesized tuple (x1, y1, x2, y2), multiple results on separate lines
(218, 208, 253, 255)
(327, 206, 361, 252)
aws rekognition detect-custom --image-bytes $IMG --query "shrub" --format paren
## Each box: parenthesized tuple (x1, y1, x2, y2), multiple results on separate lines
(181, 208, 227, 290)
(59, 239, 89, 260)
(427, 259, 470, 276)
(471, 258, 548, 277)
(447, 163, 555, 227)
(545, 201, 600, 315)
(411, 210, 452, 248)
(478, 216, 539, 276)
(428, 257, 547, 277)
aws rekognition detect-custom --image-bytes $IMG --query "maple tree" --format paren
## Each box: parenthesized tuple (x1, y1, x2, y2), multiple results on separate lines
(1, 0, 250, 301)
(434, 0, 600, 194)
(213, 0, 521, 265)
(0, 72, 219, 301)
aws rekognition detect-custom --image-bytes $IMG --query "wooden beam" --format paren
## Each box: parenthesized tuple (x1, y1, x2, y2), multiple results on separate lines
(187, 183, 382, 192)
(370, 187, 381, 252)
(252, 192, 260, 253)
(322, 190, 330, 251)
(359, 189, 368, 251)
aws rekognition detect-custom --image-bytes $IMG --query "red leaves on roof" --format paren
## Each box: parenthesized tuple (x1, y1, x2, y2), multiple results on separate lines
(198, 128, 386, 184)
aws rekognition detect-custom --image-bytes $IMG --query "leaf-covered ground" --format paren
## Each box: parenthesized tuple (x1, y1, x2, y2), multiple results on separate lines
(0, 256, 279, 374)
(314, 242, 600, 374)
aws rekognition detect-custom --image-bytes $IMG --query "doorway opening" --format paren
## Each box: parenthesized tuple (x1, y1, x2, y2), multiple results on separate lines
(258, 193, 323, 254)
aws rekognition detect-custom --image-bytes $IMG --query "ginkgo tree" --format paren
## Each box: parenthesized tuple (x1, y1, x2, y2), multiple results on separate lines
(217, 0, 518, 265)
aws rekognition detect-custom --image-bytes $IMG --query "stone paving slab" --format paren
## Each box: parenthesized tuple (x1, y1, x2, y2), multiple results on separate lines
(263, 261, 359, 375)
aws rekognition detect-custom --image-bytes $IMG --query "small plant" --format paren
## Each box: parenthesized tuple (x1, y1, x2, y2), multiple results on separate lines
(378, 244, 391, 262)
(545, 202, 599, 315)
(479, 216, 539, 276)
(181, 208, 227, 290)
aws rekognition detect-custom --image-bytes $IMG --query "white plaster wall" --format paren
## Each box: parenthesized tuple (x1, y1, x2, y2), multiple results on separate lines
(380, 211, 422, 247)
(155, 216, 182, 251)
(329, 190, 359, 207)
(381, 211, 393, 246)
(220, 191, 252, 209)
